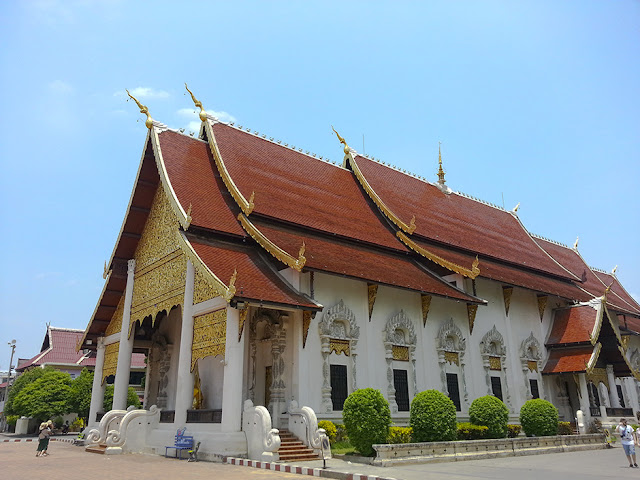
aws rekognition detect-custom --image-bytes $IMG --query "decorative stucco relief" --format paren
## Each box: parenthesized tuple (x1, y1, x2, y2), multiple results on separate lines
(318, 300, 360, 412)
(520, 332, 544, 400)
(436, 318, 468, 405)
(383, 310, 418, 413)
(479, 325, 511, 408)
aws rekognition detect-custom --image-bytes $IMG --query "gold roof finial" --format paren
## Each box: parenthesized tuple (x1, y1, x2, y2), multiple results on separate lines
(126, 89, 153, 129)
(331, 126, 350, 154)
(437, 142, 446, 185)
(512, 202, 520, 213)
(185, 83, 207, 122)
(573, 236, 579, 250)
(612, 265, 618, 275)
(603, 281, 613, 301)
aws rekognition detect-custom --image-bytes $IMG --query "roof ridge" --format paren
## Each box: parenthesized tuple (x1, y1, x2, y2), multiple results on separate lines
(530, 233, 570, 249)
(221, 121, 345, 169)
(455, 190, 506, 212)
(590, 266, 610, 275)
(361, 154, 434, 184)
(49, 327, 85, 333)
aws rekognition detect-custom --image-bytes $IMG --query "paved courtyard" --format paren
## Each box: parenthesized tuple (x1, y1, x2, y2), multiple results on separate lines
(0, 438, 637, 480)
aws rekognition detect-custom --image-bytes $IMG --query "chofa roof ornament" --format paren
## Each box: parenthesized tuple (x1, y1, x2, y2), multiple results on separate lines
(126, 89, 153, 129)
(185, 83, 208, 122)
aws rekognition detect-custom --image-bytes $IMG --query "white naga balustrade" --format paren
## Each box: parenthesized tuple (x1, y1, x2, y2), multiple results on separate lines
(242, 399, 281, 461)
(288, 400, 330, 458)
(104, 405, 160, 454)
(85, 408, 130, 447)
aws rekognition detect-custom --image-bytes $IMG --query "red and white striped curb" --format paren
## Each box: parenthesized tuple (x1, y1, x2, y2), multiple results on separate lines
(2, 437, 75, 444)
(225, 456, 398, 480)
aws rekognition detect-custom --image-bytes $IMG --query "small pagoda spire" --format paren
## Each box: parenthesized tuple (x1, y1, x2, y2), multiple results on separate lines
(185, 83, 207, 122)
(126, 89, 153, 129)
(437, 142, 446, 186)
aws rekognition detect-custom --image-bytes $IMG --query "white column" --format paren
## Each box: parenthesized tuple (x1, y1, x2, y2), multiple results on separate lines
(625, 378, 640, 415)
(174, 260, 195, 426)
(113, 259, 136, 411)
(88, 338, 107, 426)
(578, 373, 591, 418)
(221, 306, 245, 432)
(607, 365, 622, 408)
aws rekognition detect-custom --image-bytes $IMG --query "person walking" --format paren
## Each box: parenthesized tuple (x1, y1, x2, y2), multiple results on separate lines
(616, 418, 638, 468)
(36, 422, 50, 457)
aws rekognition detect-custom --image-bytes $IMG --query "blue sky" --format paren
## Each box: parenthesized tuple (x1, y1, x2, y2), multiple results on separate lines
(0, 1, 638, 367)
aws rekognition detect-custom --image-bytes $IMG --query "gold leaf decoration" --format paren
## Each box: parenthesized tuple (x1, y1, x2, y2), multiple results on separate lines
(444, 351, 459, 366)
(191, 309, 227, 371)
(392, 345, 409, 361)
(330, 338, 350, 356)
(102, 342, 120, 384)
(193, 267, 223, 304)
(502, 286, 513, 317)
(368, 283, 378, 321)
(537, 295, 548, 321)
(489, 356, 502, 371)
(421, 294, 432, 327)
(238, 308, 249, 342)
(105, 296, 125, 336)
(527, 360, 538, 372)
(467, 304, 478, 334)
(302, 310, 312, 348)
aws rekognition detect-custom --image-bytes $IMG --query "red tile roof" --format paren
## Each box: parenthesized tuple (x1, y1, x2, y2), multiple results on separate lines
(158, 130, 244, 237)
(254, 222, 480, 302)
(546, 306, 597, 345)
(543, 346, 594, 374)
(211, 124, 403, 250)
(352, 155, 576, 280)
(592, 270, 640, 316)
(188, 235, 321, 310)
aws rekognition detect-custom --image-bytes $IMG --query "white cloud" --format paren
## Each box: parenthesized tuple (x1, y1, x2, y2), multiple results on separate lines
(114, 87, 170, 99)
(48, 80, 73, 95)
(35, 272, 62, 280)
(176, 107, 236, 123)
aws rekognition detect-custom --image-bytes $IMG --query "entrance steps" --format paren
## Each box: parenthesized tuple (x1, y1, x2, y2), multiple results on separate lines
(85, 443, 107, 454)
(277, 429, 319, 462)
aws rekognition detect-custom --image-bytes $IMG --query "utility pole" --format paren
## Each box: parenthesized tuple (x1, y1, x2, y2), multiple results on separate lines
(3, 340, 16, 430)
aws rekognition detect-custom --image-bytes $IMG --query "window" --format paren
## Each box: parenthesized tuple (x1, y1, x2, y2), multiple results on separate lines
(587, 381, 600, 407)
(129, 371, 145, 385)
(491, 376, 503, 401)
(529, 379, 539, 399)
(393, 369, 410, 412)
(446, 373, 461, 411)
(330, 364, 348, 411)
(617, 385, 625, 408)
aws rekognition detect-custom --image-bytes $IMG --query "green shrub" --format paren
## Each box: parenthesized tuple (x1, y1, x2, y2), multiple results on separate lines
(469, 395, 509, 439)
(388, 426, 413, 444)
(342, 389, 391, 456)
(457, 422, 489, 440)
(6, 415, 19, 426)
(318, 420, 337, 443)
(557, 421, 572, 435)
(335, 423, 348, 442)
(507, 424, 522, 438)
(519, 399, 559, 437)
(53, 416, 64, 428)
(410, 390, 457, 442)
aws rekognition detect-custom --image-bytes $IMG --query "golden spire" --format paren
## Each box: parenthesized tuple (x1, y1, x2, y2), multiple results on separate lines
(331, 126, 350, 154)
(185, 83, 207, 122)
(437, 142, 446, 185)
(126, 89, 153, 129)
(603, 281, 613, 302)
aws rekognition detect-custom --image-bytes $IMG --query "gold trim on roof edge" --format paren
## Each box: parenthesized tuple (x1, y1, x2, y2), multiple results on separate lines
(203, 120, 255, 216)
(348, 153, 417, 235)
(397, 231, 480, 279)
(237, 213, 306, 271)
(176, 231, 236, 302)
(586, 342, 601, 374)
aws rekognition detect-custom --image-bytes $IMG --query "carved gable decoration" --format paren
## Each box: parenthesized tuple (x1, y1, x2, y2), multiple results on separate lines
(191, 309, 226, 371)
(319, 300, 360, 341)
(105, 296, 125, 337)
(102, 342, 120, 384)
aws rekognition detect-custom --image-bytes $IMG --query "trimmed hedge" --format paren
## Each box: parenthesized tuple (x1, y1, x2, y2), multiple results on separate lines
(410, 390, 457, 442)
(318, 420, 337, 442)
(388, 426, 413, 444)
(342, 389, 391, 456)
(469, 395, 509, 438)
(557, 421, 572, 435)
(507, 424, 522, 438)
(457, 422, 489, 440)
(520, 399, 559, 437)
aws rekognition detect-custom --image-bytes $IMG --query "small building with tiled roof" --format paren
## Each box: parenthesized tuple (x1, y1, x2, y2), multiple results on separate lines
(77, 88, 640, 459)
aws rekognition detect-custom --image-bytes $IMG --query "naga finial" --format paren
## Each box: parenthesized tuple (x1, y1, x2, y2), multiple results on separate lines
(612, 265, 618, 275)
(126, 89, 153, 129)
(573, 236, 579, 250)
(331, 126, 350, 154)
(471, 255, 480, 278)
(295, 242, 307, 270)
(603, 281, 613, 301)
(224, 269, 238, 302)
(512, 203, 520, 213)
(185, 83, 207, 122)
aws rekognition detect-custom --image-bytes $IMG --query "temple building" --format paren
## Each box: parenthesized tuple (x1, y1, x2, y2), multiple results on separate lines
(78, 88, 640, 459)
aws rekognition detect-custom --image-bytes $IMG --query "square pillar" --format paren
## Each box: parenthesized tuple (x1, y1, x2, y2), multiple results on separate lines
(88, 337, 107, 426)
(221, 306, 245, 432)
(113, 259, 136, 411)
(174, 260, 195, 426)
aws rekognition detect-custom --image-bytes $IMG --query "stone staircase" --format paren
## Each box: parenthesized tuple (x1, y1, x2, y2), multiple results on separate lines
(277, 429, 319, 462)
(85, 443, 107, 454)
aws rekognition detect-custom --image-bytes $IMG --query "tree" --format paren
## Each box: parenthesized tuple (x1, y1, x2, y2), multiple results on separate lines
(103, 385, 141, 412)
(67, 368, 94, 422)
(11, 368, 72, 421)
(4, 366, 48, 416)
